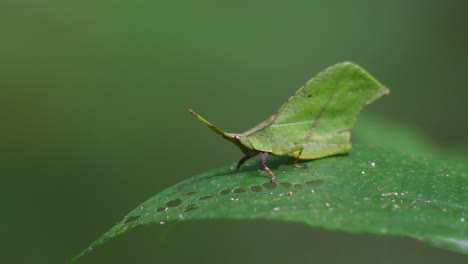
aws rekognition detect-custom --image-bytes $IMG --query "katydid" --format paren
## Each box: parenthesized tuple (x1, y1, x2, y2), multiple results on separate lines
(189, 62, 389, 182)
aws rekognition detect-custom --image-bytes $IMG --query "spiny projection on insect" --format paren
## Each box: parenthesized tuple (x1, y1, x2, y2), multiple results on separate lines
(189, 62, 389, 182)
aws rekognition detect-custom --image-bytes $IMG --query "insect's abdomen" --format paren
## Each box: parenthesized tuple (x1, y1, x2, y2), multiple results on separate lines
(293, 133, 352, 159)
(248, 125, 352, 159)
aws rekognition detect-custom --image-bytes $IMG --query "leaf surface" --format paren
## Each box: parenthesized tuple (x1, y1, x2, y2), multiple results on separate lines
(73, 145, 468, 262)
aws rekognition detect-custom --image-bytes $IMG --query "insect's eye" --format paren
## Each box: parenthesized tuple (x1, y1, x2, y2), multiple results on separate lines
(234, 136, 241, 142)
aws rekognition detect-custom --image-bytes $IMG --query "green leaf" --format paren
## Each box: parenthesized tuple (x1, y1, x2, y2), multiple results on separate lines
(73, 145, 468, 262)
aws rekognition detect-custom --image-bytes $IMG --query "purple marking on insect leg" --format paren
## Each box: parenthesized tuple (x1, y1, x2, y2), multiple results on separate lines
(260, 152, 276, 182)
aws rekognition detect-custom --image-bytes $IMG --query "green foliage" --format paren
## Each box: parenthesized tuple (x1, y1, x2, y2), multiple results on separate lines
(73, 141, 468, 261)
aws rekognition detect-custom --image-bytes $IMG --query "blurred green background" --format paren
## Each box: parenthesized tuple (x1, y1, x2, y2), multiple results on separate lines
(1, 0, 467, 263)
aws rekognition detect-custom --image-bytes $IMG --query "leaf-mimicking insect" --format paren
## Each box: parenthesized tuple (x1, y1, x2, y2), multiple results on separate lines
(189, 62, 389, 182)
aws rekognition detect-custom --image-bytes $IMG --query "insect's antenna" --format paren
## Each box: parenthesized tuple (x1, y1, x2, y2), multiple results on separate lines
(189, 109, 227, 136)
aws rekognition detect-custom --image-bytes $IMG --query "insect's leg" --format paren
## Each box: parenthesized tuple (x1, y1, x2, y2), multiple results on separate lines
(278, 145, 306, 169)
(260, 152, 276, 183)
(293, 148, 305, 168)
(235, 155, 253, 172)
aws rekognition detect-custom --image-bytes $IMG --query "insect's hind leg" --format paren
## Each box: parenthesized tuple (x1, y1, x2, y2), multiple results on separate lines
(280, 145, 306, 169)
(293, 148, 306, 168)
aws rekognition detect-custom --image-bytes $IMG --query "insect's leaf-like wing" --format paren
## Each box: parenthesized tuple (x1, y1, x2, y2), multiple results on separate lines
(245, 62, 389, 158)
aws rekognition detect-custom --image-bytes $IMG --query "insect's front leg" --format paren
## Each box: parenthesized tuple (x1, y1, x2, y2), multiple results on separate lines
(235, 155, 253, 172)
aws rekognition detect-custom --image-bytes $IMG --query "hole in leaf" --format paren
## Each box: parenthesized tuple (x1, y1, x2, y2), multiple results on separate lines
(262, 182, 277, 190)
(124, 215, 139, 224)
(294, 184, 304, 190)
(156, 207, 167, 212)
(279, 182, 292, 189)
(183, 204, 199, 212)
(183, 191, 197, 196)
(166, 198, 182, 207)
(233, 188, 247, 194)
(250, 185, 262, 192)
(199, 195, 214, 200)
(219, 189, 231, 195)
(306, 180, 324, 188)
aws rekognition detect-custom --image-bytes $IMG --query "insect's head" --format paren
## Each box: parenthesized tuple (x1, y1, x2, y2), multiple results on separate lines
(228, 134, 246, 146)
(226, 133, 256, 156)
